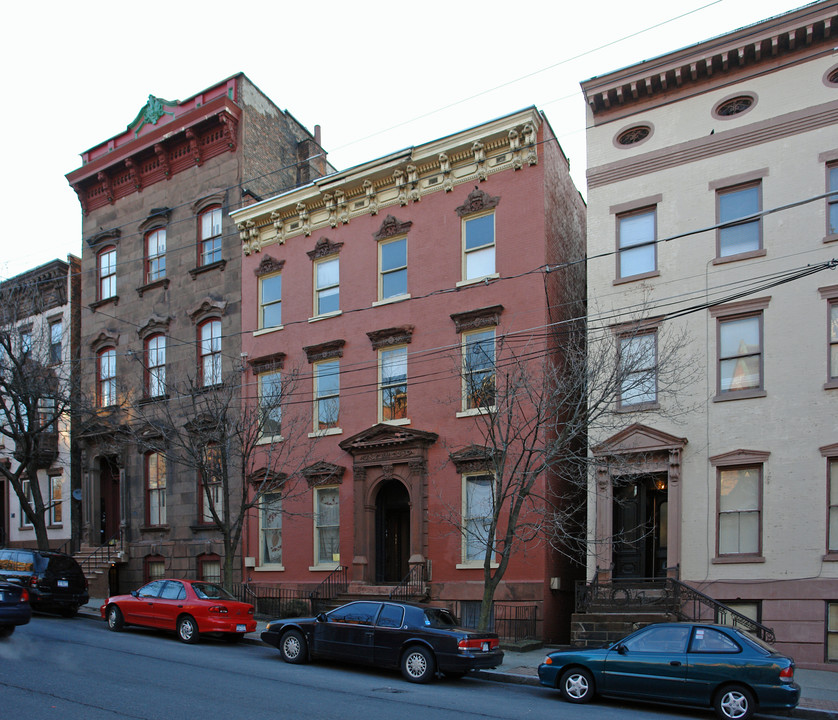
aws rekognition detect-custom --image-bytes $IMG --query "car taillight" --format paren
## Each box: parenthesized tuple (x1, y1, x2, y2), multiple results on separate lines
(247, 606, 255, 615)
(20, 588, 29, 603)
(779, 665, 794, 682)
(209, 605, 228, 614)
(29, 575, 38, 588)
(457, 637, 499, 652)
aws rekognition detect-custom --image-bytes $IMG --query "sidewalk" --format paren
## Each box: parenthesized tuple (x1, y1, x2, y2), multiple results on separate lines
(79, 599, 837, 719)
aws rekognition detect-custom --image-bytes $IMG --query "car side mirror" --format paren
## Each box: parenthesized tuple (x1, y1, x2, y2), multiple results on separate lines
(131, 590, 139, 598)
(616, 644, 628, 655)
(316, 612, 327, 623)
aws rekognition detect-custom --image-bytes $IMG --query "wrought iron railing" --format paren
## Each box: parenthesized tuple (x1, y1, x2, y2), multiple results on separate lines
(230, 583, 313, 619)
(456, 601, 538, 641)
(309, 564, 348, 613)
(389, 562, 427, 600)
(574, 577, 775, 644)
(79, 533, 124, 575)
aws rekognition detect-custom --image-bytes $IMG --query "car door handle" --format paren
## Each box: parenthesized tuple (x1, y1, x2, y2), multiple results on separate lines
(670, 661, 682, 666)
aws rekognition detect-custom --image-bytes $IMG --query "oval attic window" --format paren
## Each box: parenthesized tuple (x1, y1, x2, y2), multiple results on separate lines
(617, 126, 651, 145)
(716, 96, 754, 116)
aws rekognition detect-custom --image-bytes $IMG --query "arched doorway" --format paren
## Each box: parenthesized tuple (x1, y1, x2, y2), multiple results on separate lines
(375, 480, 410, 583)
(99, 456, 120, 544)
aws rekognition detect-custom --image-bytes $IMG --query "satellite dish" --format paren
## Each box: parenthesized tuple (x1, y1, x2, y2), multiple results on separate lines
(72, 489, 83, 501)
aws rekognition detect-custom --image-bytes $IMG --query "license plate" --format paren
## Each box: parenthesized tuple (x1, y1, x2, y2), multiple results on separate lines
(236, 624, 247, 633)
(482, 642, 489, 652)
(57, 580, 69, 588)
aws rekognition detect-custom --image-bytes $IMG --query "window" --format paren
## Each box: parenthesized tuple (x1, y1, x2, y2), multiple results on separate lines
(97, 348, 116, 407)
(379, 237, 407, 300)
(617, 208, 656, 279)
(259, 273, 282, 329)
(623, 624, 690, 653)
(145, 334, 166, 398)
(259, 371, 283, 438)
(20, 330, 31, 360)
(828, 602, 838, 662)
(463, 329, 495, 410)
(379, 346, 407, 422)
(315, 487, 340, 565)
(201, 445, 222, 523)
(463, 212, 495, 281)
(39, 396, 56, 431)
(146, 451, 166, 526)
(20, 478, 32, 527)
(315, 256, 339, 315)
(144, 556, 165, 583)
(829, 458, 838, 554)
(463, 474, 494, 563)
(98, 246, 117, 300)
(199, 320, 222, 387)
(199, 206, 222, 266)
(314, 360, 340, 431)
(198, 555, 221, 583)
(828, 163, 838, 237)
(718, 314, 762, 394)
(619, 331, 658, 407)
(830, 301, 838, 384)
(717, 466, 761, 556)
(145, 228, 166, 283)
(718, 183, 761, 258)
(689, 626, 740, 653)
(260, 493, 282, 566)
(49, 320, 62, 364)
(49, 475, 62, 525)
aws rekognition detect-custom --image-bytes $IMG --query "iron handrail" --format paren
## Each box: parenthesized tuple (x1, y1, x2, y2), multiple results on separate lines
(388, 562, 427, 600)
(79, 533, 123, 575)
(309, 564, 347, 612)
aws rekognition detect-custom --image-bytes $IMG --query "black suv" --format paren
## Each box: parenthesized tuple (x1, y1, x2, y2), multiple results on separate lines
(0, 548, 89, 617)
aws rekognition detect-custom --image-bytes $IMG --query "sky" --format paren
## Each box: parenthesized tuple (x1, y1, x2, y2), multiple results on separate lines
(0, 0, 808, 280)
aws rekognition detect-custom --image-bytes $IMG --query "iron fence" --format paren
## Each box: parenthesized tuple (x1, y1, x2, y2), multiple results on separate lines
(455, 601, 538, 642)
(230, 583, 314, 619)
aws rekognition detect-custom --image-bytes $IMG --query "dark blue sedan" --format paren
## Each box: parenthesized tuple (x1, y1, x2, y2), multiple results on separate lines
(0, 575, 32, 637)
(538, 622, 799, 720)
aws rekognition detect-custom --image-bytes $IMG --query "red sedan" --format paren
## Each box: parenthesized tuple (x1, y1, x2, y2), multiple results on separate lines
(100, 579, 256, 643)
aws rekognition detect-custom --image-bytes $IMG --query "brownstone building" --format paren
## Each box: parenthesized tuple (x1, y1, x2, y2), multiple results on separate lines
(65, 74, 331, 592)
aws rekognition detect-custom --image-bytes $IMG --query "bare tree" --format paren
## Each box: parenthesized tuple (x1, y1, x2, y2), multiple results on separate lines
(438, 310, 695, 631)
(126, 363, 317, 589)
(0, 280, 76, 550)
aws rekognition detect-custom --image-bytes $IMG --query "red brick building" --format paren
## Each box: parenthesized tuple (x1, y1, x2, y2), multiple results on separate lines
(232, 108, 586, 641)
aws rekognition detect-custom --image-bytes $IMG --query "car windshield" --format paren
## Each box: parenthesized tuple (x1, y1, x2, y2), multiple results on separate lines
(423, 608, 458, 628)
(192, 582, 235, 600)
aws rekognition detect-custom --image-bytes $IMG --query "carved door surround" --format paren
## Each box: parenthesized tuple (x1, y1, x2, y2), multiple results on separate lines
(339, 424, 438, 584)
(591, 423, 687, 583)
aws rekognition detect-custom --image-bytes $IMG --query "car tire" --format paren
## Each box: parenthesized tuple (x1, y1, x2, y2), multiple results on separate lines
(279, 629, 308, 664)
(714, 684, 755, 720)
(106, 605, 124, 632)
(559, 668, 595, 703)
(60, 605, 79, 618)
(177, 615, 200, 644)
(401, 645, 436, 683)
(0, 625, 14, 638)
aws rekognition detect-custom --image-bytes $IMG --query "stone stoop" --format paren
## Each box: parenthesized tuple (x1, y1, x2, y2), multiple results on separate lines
(570, 611, 676, 647)
(74, 544, 113, 599)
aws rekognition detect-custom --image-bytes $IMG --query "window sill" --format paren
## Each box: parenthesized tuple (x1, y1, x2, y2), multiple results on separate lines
(823, 553, 838, 562)
(309, 427, 343, 438)
(712, 554, 765, 564)
(254, 325, 284, 337)
(456, 273, 499, 288)
(712, 249, 766, 265)
(140, 525, 171, 533)
(89, 296, 119, 312)
(190, 523, 219, 533)
(613, 270, 660, 286)
(823, 234, 838, 244)
(193, 384, 223, 395)
(713, 389, 767, 402)
(456, 406, 495, 418)
(257, 434, 285, 445)
(254, 564, 285, 572)
(189, 259, 227, 279)
(824, 380, 838, 390)
(136, 278, 170, 297)
(373, 294, 411, 307)
(47, 524, 64, 530)
(308, 311, 342, 323)
(138, 394, 170, 406)
(381, 418, 410, 427)
(456, 562, 499, 570)
(615, 401, 660, 412)
(308, 564, 341, 572)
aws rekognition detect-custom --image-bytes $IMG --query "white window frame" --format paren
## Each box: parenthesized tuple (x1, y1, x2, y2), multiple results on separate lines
(146, 334, 166, 398)
(258, 371, 283, 440)
(146, 451, 167, 527)
(200, 207, 223, 266)
(314, 256, 340, 317)
(259, 492, 284, 569)
(462, 211, 495, 282)
(312, 486, 340, 569)
(98, 247, 117, 300)
(259, 272, 282, 330)
(458, 473, 496, 568)
(49, 474, 63, 526)
(313, 360, 340, 433)
(378, 236, 408, 302)
(378, 345, 408, 424)
(618, 330, 658, 408)
(146, 228, 166, 283)
(617, 207, 657, 279)
(717, 465, 762, 557)
(199, 320, 222, 387)
(461, 328, 496, 413)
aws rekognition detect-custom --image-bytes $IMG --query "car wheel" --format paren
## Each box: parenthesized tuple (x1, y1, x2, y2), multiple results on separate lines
(559, 668, 595, 703)
(401, 645, 436, 683)
(177, 615, 200, 644)
(60, 605, 79, 618)
(714, 685, 755, 720)
(279, 629, 308, 664)
(0, 625, 13, 638)
(106, 605, 124, 632)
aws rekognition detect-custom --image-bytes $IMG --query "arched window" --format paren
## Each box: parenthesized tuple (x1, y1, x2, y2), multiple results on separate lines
(199, 206, 223, 266)
(145, 451, 167, 526)
(145, 228, 166, 283)
(97, 347, 116, 407)
(145, 334, 166, 397)
(98, 246, 117, 300)
(198, 319, 222, 387)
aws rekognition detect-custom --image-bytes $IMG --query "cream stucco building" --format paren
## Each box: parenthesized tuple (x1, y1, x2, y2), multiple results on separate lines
(581, 1, 838, 668)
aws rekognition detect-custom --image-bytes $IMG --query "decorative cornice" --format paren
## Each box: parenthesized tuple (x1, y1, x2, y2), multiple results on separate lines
(187, 297, 227, 324)
(455, 187, 500, 218)
(90, 331, 119, 353)
(138, 207, 171, 232)
(248, 352, 285, 374)
(86, 228, 121, 249)
(373, 215, 412, 241)
(366, 325, 414, 350)
(137, 314, 172, 340)
(306, 237, 343, 260)
(339, 423, 438, 456)
(449, 445, 496, 473)
(709, 449, 771, 466)
(303, 340, 345, 364)
(450, 305, 504, 333)
(302, 461, 345, 487)
(255, 255, 285, 277)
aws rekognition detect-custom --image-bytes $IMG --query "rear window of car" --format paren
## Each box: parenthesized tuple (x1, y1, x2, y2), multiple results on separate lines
(423, 608, 458, 628)
(689, 628, 741, 653)
(45, 554, 83, 576)
(192, 582, 235, 601)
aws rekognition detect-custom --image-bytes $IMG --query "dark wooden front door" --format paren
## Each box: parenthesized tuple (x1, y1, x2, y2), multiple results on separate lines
(375, 480, 410, 583)
(612, 475, 667, 579)
(99, 457, 120, 544)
